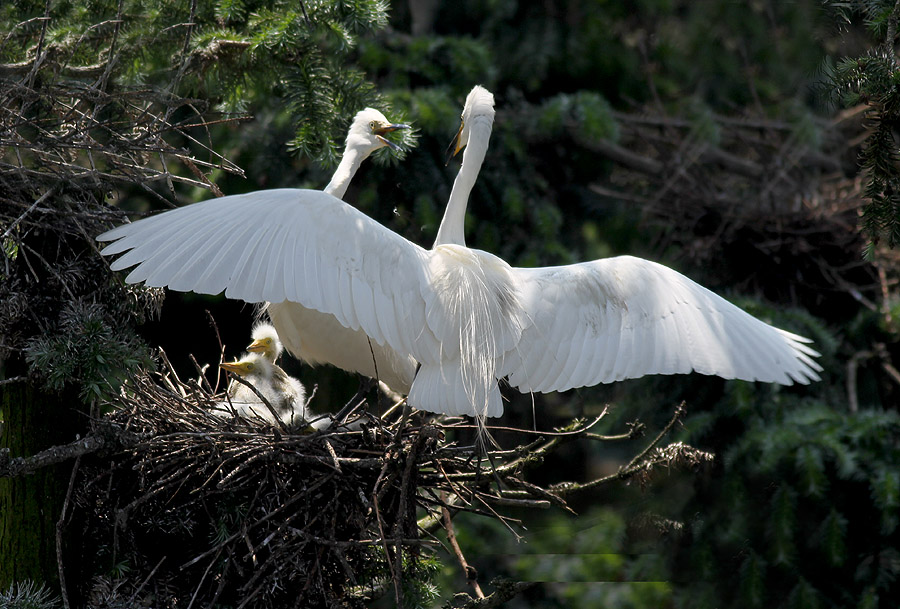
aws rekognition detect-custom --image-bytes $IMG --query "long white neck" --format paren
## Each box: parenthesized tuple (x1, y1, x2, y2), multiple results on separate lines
(324, 146, 365, 199)
(433, 120, 492, 247)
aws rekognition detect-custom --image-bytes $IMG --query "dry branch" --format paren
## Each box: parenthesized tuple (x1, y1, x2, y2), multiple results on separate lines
(0, 430, 135, 478)
(581, 102, 887, 312)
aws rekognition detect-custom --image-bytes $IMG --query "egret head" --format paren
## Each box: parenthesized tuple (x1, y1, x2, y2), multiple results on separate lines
(449, 85, 496, 158)
(220, 352, 274, 381)
(247, 322, 283, 362)
(346, 108, 409, 155)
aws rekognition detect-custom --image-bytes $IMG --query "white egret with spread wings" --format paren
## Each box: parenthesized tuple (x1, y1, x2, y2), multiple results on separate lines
(98, 86, 821, 421)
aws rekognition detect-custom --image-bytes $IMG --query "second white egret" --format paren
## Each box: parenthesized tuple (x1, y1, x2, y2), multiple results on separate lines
(261, 109, 419, 392)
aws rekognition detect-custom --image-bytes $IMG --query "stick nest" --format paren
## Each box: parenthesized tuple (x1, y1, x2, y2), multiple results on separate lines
(65, 353, 704, 609)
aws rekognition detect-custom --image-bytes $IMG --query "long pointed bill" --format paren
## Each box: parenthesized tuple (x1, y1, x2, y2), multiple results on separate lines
(374, 123, 410, 152)
(374, 123, 410, 134)
(246, 340, 266, 354)
(220, 361, 245, 375)
(445, 122, 464, 165)
(376, 135, 403, 152)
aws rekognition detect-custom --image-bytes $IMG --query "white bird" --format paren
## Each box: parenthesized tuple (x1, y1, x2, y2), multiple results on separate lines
(261, 109, 419, 392)
(246, 321, 283, 363)
(98, 86, 822, 422)
(219, 352, 308, 426)
(322, 108, 410, 199)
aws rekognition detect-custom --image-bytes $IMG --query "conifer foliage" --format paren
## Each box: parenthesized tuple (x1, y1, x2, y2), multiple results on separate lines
(827, 0, 900, 249)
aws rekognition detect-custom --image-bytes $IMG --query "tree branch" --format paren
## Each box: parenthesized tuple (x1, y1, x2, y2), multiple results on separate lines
(0, 432, 135, 478)
(444, 579, 536, 609)
(443, 500, 484, 599)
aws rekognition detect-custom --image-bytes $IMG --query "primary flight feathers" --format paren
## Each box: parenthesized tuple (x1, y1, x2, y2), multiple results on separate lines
(98, 86, 821, 419)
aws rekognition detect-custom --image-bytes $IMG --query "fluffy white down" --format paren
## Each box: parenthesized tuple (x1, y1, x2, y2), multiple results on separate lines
(248, 322, 283, 361)
(218, 352, 309, 426)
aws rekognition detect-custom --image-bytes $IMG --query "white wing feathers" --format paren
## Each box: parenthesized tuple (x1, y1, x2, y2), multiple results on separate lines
(504, 255, 822, 393)
(99, 189, 434, 362)
(99, 192, 821, 419)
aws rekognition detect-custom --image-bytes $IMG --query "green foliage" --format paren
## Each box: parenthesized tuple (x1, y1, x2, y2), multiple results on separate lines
(445, 509, 672, 608)
(399, 552, 442, 609)
(0, 581, 60, 609)
(673, 400, 900, 608)
(826, 1, 900, 246)
(0, 0, 402, 167)
(738, 550, 767, 608)
(537, 92, 619, 143)
(24, 301, 153, 403)
(819, 509, 848, 568)
(353, 547, 441, 609)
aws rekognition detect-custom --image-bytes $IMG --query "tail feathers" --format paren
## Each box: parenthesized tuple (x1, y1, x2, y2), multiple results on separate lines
(408, 364, 503, 419)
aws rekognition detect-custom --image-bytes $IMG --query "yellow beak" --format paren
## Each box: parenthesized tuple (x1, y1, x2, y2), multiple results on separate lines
(246, 339, 266, 354)
(445, 121, 465, 165)
(374, 123, 410, 152)
(373, 123, 410, 135)
(220, 361, 246, 375)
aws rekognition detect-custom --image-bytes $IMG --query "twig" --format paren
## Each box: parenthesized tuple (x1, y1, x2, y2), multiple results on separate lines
(550, 403, 688, 496)
(442, 499, 484, 599)
(205, 311, 226, 391)
(887, 0, 900, 51)
(129, 556, 166, 604)
(377, 381, 404, 404)
(186, 549, 221, 609)
(55, 455, 81, 609)
(441, 412, 608, 437)
(299, 0, 312, 25)
(451, 579, 537, 609)
(622, 402, 686, 472)
(372, 494, 403, 609)
(1, 186, 57, 239)
(332, 377, 375, 423)
(189, 353, 214, 393)
(323, 438, 342, 473)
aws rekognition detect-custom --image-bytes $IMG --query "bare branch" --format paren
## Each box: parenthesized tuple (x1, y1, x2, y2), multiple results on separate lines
(0, 432, 135, 478)
(444, 579, 537, 609)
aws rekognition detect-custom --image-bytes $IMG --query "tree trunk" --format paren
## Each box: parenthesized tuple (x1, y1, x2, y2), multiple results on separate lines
(409, 0, 439, 35)
(0, 368, 85, 597)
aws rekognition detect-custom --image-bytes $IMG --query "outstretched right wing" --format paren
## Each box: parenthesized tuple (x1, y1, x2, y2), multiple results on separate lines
(503, 255, 822, 392)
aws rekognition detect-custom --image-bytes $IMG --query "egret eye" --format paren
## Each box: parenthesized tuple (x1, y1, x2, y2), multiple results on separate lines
(369, 120, 377, 130)
(247, 363, 254, 371)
